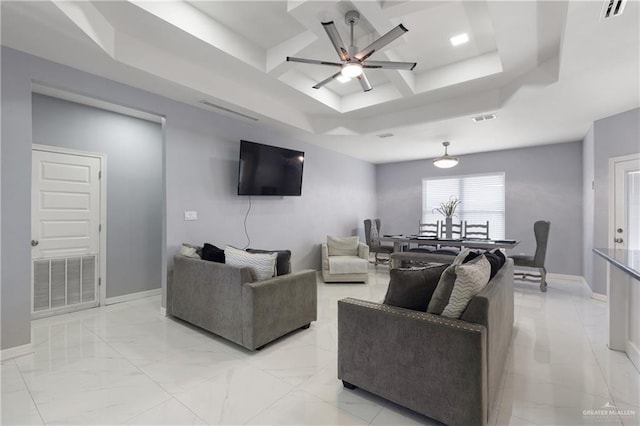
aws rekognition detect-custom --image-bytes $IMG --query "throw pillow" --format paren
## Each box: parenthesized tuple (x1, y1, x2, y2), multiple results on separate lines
(383, 264, 448, 312)
(179, 243, 201, 259)
(327, 236, 359, 256)
(426, 249, 482, 315)
(247, 248, 291, 276)
(441, 255, 491, 319)
(484, 249, 506, 279)
(224, 246, 277, 281)
(427, 264, 457, 314)
(202, 243, 225, 263)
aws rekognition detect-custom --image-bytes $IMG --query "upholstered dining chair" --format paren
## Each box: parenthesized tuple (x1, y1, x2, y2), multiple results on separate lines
(364, 219, 394, 265)
(509, 220, 551, 292)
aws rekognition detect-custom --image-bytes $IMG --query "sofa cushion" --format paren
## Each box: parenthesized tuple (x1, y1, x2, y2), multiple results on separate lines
(441, 255, 491, 319)
(202, 243, 225, 263)
(224, 246, 277, 281)
(384, 264, 448, 312)
(328, 256, 368, 274)
(484, 249, 506, 279)
(327, 236, 359, 256)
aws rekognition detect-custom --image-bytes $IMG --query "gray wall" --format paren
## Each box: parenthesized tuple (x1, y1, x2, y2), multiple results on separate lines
(0, 47, 376, 350)
(377, 142, 584, 275)
(590, 108, 640, 295)
(31, 94, 163, 299)
(582, 125, 595, 290)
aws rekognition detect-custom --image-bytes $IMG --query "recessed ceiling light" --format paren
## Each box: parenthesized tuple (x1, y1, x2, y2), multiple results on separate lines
(472, 113, 497, 122)
(336, 74, 351, 83)
(450, 33, 469, 46)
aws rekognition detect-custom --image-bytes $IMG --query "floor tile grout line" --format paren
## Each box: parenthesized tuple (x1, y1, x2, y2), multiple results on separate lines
(76, 298, 210, 425)
(16, 361, 47, 426)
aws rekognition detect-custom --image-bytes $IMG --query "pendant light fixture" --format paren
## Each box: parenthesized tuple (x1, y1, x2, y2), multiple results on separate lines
(433, 141, 459, 168)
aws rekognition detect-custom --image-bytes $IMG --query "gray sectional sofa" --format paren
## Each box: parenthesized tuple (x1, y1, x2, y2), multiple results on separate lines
(337, 259, 514, 426)
(169, 255, 317, 350)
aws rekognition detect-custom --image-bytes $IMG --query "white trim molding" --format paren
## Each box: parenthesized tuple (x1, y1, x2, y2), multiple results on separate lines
(0, 343, 34, 362)
(160, 307, 167, 316)
(105, 288, 161, 305)
(547, 273, 607, 302)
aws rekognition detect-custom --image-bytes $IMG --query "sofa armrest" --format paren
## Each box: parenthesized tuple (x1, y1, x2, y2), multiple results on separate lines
(338, 298, 487, 426)
(242, 270, 317, 349)
(357, 242, 369, 259)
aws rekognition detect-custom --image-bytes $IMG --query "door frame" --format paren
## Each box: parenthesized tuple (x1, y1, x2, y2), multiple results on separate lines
(608, 153, 640, 250)
(32, 144, 108, 308)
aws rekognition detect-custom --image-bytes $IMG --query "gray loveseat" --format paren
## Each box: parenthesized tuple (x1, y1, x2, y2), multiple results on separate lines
(169, 255, 317, 350)
(337, 259, 514, 426)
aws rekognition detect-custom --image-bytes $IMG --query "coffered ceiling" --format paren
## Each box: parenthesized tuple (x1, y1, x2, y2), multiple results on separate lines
(1, 1, 639, 163)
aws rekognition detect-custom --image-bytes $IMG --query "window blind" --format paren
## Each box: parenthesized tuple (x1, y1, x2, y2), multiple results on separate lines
(422, 172, 505, 239)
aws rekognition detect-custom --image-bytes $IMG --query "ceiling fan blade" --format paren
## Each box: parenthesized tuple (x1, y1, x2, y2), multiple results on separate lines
(287, 57, 343, 67)
(363, 60, 416, 71)
(354, 24, 408, 61)
(322, 21, 350, 61)
(357, 72, 372, 92)
(313, 71, 342, 89)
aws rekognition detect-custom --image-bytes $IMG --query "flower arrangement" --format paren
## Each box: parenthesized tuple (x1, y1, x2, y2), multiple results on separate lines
(432, 196, 460, 218)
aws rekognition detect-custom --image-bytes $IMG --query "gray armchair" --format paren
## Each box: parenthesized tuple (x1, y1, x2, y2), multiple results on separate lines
(364, 219, 394, 265)
(509, 220, 550, 292)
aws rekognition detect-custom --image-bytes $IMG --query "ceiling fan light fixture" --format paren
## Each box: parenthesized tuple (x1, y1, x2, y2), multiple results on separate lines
(433, 141, 459, 168)
(336, 74, 351, 83)
(341, 62, 363, 78)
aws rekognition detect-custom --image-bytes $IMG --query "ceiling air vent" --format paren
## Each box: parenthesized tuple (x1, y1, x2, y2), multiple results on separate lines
(199, 100, 258, 122)
(472, 113, 496, 122)
(601, 0, 627, 19)
(377, 133, 394, 138)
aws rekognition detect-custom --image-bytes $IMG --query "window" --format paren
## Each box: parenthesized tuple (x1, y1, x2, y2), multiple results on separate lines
(422, 172, 505, 239)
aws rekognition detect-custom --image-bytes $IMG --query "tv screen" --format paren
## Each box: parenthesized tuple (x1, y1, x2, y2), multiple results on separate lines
(237, 140, 305, 196)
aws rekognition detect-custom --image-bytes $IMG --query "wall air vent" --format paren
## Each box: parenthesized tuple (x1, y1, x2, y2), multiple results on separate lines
(199, 100, 259, 122)
(601, 0, 627, 19)
(472, 113, 496, 122)
(376, 133, 394, 138)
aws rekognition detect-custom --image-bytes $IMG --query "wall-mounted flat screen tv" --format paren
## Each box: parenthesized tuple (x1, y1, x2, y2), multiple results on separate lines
(237, 140, 305, 196)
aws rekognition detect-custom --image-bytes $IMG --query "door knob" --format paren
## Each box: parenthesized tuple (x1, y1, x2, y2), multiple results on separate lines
(614, 237, 624, 243)
(31, 240, 39, 247)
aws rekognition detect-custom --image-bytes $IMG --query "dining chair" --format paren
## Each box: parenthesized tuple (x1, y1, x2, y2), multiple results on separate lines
(433, 221, 463, 255)
(463, 221, 490, 239)
(364, 219, 394, 265)
(418, 221, 440, 238)
(509, 220, 551, 292)
(409, 221, 440, 253)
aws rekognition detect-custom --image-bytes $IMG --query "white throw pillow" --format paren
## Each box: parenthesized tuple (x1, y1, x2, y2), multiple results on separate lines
(179, 243, 200, 258)
(224, 246, 277, 281)
(441, 255, 491, 319)
(327, 236, 359, 256)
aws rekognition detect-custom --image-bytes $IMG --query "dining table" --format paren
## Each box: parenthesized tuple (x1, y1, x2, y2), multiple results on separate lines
(378, 235, 519, 253)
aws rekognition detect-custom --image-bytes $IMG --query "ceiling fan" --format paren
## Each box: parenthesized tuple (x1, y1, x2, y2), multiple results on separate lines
(286, 10, 417, 92)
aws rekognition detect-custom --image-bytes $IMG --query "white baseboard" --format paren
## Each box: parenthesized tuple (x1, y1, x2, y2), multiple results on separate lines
(627, 340, 640, 373)
(547, 273, 607, 302)
(1, 343, 34, 362)
(105, 288, 161, 306)
(160, 307, 167, 316)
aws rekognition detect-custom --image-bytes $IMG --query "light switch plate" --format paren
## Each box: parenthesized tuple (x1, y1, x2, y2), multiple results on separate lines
(184, 211, 198, 221)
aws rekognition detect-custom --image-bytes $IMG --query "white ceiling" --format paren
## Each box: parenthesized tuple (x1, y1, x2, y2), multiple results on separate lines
(1, 0, 639, 164)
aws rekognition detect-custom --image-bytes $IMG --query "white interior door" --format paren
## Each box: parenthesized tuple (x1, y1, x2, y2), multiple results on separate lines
(31, 148, 102, 318)
(613, 156, 640, 250)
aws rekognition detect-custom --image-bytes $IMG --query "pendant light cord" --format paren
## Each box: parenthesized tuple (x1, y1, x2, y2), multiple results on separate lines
(243, 196, 252, 249)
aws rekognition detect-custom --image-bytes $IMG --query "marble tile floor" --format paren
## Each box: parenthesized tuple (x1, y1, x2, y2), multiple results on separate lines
(1, 268, 638, 425)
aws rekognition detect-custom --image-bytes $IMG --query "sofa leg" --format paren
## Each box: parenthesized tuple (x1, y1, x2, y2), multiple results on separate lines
(300, 323, 311, 330)
(342, 380, 357, 390)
